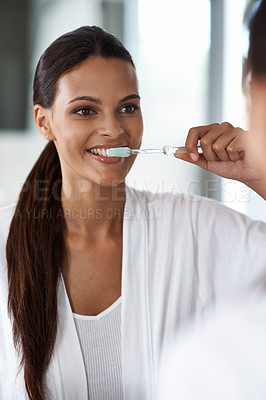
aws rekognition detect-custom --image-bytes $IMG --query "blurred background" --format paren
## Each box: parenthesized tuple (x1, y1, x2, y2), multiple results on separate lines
(0, 0, 265, 220)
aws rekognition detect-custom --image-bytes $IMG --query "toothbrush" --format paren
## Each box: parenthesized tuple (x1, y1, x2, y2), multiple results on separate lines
(106, 144, 202, 158)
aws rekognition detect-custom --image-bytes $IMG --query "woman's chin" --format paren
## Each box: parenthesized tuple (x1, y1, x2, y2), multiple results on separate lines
(95, 175, 126, 188)
(98, 180, 125, 188)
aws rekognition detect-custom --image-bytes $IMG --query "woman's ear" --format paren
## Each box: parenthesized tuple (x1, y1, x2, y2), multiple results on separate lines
(33, 104, 56, 141)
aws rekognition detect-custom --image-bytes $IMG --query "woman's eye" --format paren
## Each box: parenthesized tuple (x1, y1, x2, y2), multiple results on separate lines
(75, 107, 95, 116)
(120, 104, 139, 113)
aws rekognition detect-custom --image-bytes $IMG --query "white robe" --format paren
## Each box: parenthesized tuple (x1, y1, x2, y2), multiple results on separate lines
(1, 187, 266, 399)
(157, 292, 266, 400)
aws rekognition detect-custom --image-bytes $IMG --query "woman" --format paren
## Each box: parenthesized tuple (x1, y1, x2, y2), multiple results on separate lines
(157, 1, 266, 399)
(0, 26, 266, 400)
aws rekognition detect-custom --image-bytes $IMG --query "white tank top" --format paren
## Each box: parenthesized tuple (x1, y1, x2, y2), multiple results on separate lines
(73, 297, 123, 400)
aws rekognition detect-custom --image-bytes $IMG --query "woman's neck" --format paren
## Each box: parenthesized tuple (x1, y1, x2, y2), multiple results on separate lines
(61, 180, 126, 238)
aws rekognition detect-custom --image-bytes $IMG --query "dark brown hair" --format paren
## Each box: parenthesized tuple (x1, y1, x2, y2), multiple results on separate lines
(243, 0, 266, 89)
(6, 26, 134, 400)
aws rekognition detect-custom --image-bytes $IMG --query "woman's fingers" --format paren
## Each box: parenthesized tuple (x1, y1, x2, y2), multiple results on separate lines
(185, 123, 220, 161)
(211, 129, 245, 162)
(201, 123, 234, 161)
(176, 126, 266, 192)
(185, 122, 246, 162)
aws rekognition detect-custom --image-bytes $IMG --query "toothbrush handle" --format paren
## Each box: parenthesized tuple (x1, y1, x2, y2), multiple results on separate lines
(130, 145, 202, 156)
(131, 148, 164, 155)
(171, 146, 188, 155)
(167, 144, 202, 155)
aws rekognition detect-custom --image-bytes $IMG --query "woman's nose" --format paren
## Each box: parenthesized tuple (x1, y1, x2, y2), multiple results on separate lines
(98, 113, 124, 138)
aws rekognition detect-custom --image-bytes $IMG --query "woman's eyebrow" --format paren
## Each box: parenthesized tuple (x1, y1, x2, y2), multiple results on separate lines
(118, 94, 141, 104)
(67, 94, 140, 105)
(68, 96, 102, 105)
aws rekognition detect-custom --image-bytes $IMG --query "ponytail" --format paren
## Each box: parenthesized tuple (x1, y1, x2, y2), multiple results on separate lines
(6, 24, 135, 399)
(6, 141, 65, 400)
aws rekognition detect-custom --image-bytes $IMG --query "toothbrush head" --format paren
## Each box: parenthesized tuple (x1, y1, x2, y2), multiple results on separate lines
(106, 147, 132, 157)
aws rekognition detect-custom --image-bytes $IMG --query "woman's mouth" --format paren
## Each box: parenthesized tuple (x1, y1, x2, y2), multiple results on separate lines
(87, 146, 124, 164)
(89, 148, 108, 156)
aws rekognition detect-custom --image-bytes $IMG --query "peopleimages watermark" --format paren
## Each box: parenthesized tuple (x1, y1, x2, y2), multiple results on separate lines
(15, 207, 162, 220)
(19, 178, 251, 203)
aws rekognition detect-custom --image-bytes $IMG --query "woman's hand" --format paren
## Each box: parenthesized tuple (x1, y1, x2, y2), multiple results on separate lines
(174, 122, 266, 200)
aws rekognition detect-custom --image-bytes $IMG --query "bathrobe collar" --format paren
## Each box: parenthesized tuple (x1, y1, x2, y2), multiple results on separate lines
(46, 186, 153, 400)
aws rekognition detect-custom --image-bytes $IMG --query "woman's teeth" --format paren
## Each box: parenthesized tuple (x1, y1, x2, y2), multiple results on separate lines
(90, 148, 107, 156)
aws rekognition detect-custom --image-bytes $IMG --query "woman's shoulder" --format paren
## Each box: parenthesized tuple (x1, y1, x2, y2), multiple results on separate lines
(126, 186, 266, 235)
(126, 185, 205, 205)
(157, 292, 266, 400)
(126, 185, 247, 216)
(0, 203, 16, 242)
(0, 203, 16, 218)
(0, 203, 16, 224)
(0, 204, 16, 273)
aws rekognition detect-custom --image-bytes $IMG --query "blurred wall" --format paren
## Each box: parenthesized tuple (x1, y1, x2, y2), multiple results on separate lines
(0, 0, 265, 221)
(0, 0, 30, 129)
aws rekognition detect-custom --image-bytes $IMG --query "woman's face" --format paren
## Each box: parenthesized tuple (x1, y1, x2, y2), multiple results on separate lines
(249, 76, 266, 171)
(249, 77, 266, 135)
(39, 56, 143, 188)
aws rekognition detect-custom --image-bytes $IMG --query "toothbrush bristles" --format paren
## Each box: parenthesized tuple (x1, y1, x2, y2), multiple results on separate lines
(106, 147, 131, 157)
